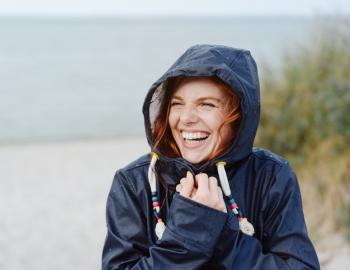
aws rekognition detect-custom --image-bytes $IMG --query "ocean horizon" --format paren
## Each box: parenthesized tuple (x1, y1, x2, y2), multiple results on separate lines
(0, 16, 319, 144)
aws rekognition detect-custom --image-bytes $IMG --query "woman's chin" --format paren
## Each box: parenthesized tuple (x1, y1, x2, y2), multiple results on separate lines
(181, 151, 209, 164)
(178, 141, 213, 164)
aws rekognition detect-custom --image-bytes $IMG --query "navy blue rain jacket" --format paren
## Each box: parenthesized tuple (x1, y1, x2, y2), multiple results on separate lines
(102, 44, 320, 269)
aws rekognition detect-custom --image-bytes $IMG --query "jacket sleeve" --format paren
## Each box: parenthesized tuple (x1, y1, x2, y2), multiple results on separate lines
(102, 170, 228, 270)
(207, 163, 320, 270)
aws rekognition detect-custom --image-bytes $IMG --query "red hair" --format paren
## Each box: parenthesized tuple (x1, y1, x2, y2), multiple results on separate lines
(152, 76, 241, 161)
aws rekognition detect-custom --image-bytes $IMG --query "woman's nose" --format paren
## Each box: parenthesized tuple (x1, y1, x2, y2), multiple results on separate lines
(179, 105, 199, 125)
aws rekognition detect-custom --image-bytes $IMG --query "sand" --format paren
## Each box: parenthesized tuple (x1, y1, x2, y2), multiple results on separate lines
(0, 138, 348, 269)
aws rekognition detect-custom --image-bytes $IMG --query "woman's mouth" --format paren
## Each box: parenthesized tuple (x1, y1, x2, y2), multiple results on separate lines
(181, 131, 210, 145)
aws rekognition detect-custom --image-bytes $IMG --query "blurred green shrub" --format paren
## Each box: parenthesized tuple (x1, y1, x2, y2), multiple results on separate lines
(257, 19, 350, 162)
(256, 18, 350, 239)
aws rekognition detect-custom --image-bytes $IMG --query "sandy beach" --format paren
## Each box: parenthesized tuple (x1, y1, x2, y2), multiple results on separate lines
(0, 138, 349, 269)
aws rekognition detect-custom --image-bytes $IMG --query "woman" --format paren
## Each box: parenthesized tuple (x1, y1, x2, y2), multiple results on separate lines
(102, 44, 320, 269)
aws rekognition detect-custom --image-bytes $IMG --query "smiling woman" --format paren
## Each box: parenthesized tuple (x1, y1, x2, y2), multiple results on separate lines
(153, 76, 240, 163)
(102, 44, 320, 270)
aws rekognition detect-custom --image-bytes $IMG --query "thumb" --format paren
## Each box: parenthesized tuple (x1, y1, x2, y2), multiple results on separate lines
(180, 171, 194, 198)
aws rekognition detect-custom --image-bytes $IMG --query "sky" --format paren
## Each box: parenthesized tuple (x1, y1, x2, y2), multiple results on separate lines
(0, 0, 349, 16)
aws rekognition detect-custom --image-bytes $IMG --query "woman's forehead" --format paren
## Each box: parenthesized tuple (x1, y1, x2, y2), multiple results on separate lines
(171, 79, 228, 100)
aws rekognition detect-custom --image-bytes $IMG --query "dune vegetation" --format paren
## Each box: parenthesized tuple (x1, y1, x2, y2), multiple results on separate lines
(256, 18, 350, 242)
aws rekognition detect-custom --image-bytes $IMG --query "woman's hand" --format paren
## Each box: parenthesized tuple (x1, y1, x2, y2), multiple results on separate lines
(176, 172, 227, 213)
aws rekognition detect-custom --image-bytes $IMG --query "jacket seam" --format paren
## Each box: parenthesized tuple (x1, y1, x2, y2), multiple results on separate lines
(261, 162, 296, 239)
(115, 170, 138, 195)
(109, 171, 148, 225)
(261, 162, 288, 202)
(251, 151, 287, 167)
(229, 49, 245, 67)
(124, 161, 150, 173)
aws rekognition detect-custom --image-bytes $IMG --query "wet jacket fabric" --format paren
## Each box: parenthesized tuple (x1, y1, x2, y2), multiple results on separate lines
(102, 44, 320, 269)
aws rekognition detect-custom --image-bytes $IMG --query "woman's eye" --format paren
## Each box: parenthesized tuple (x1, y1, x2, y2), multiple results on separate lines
(200, 103, 216, 108)
(170, 102, 182, 107)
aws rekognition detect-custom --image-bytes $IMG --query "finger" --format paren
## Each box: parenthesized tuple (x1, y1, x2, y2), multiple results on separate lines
(175, 184, 182, 193)
(186, 171, 194, 183)
(196, 173, 209, 195)
(190, 187, 197, 198)
(180, 171, 194, 198)
(208, 176, 218, 195)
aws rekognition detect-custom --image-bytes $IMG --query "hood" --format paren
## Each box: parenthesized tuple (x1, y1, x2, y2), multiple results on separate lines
(142, 44, 260, 177)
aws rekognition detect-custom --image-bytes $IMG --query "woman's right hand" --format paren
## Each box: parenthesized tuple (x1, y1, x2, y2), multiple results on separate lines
(176, 171, 227, 213)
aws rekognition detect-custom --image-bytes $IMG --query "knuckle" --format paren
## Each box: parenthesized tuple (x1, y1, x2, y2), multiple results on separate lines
(196, 173, 208, 180)
(209, 176, 218, 185)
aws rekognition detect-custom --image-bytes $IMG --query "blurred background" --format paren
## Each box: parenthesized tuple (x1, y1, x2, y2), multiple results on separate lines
(0, 0, 349, 269)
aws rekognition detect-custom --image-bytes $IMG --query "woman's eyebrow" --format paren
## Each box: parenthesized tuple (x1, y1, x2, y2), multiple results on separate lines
(171, 96, 222, 102)
(171, 96, 183, 100)
(197, 97, 223, 103)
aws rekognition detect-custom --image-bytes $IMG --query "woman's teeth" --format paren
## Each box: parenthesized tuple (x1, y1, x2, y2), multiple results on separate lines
(182, 132, 209, 143)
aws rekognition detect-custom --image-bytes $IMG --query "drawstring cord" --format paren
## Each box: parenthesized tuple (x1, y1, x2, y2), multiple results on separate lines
(148, 152, 255, 239)
(148, 152, 166, 239)
(216, 161, 232, 196)
(216, 162, 255, 236)
(148, 152, 158, 193)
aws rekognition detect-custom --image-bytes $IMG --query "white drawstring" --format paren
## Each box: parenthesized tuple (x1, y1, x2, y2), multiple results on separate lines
(216, 161, 231, 197)
(148, 153, 158, 193)
(148, 152, 166, 239)
(216, 161, 255, 236)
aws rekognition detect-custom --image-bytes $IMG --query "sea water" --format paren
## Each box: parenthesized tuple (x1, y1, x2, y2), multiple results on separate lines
(0, 16, 315, 144)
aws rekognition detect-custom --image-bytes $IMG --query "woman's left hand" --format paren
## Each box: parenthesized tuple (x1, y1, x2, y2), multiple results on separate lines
(176, 172, 227, 213)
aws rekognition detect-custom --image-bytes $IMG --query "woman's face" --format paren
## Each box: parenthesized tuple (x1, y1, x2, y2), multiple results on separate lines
(168, 79, 234, 164)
